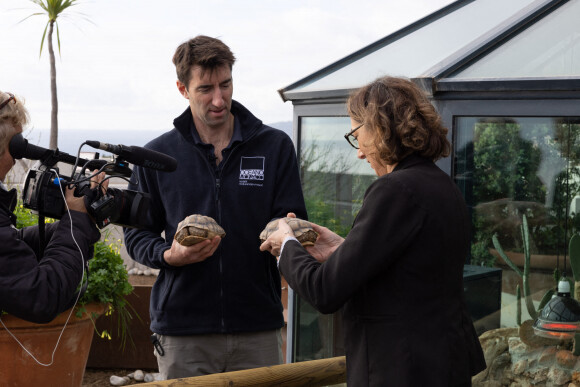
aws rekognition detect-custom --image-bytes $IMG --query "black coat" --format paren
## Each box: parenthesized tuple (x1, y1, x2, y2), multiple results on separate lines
(280, 155, 486, 386)
(0, 187, 100, 323)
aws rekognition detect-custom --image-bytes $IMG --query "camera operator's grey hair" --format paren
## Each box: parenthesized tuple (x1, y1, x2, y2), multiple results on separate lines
(0, 91, 29, 157)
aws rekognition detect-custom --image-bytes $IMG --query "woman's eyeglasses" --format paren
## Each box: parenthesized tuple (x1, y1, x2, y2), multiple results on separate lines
(0, 93, 15, 111)
(344, 124, 363, 149)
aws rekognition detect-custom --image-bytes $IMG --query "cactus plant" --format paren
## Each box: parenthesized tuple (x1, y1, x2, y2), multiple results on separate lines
(516, 284, 521, 326)
(569, 234, 580, 356)
(492, 214, 539, 321)
(569, 234, 580, 299)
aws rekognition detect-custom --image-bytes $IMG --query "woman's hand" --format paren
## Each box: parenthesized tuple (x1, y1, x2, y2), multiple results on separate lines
(267, 212, 345, 263)
(259, 218, 295, 257)
(305, 223, 344, 263)
(65, 170, 108, 213)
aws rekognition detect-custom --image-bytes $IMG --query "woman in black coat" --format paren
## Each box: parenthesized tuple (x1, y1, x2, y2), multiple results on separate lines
(0, 91, 105, 323)
(261, 76, 486, 386)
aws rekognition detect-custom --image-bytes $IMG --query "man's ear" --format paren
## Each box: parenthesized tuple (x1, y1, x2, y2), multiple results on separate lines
(176, 80, 188, 99)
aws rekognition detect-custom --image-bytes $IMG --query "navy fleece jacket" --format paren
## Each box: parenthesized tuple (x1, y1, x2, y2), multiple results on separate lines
(124, 100, 307, 335)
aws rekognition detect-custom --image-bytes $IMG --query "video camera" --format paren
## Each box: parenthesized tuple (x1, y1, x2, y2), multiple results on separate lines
(9, 134, 177, 229)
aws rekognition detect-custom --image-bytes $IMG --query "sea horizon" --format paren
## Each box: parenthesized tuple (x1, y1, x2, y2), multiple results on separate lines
(24, 121, 293, 156)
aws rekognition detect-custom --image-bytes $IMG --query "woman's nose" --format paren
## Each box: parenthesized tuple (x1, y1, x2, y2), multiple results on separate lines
(357, 149, 366, 160)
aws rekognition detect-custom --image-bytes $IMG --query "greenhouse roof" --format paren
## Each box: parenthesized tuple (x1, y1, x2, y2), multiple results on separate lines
(280, 0, 579, 101)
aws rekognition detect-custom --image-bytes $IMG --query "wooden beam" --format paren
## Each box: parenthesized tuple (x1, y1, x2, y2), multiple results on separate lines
(139, 356, 347, 387)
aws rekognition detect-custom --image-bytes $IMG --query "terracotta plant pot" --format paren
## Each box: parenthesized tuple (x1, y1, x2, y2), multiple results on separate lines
(489, 248, 560, 271)
(0, 303, 106, 387)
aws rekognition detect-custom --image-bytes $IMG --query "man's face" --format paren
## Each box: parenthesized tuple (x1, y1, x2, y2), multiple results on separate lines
(177, 65, 233, 131)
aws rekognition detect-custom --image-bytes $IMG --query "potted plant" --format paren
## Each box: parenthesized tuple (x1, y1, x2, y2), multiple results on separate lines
(0, 202, 135, 386)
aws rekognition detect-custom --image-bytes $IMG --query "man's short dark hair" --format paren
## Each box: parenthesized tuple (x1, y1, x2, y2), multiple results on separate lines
(172, 35, 236, 87)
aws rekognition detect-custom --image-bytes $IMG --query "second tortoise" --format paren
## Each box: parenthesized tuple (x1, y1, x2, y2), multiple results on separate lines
(259, 217, 318, 247)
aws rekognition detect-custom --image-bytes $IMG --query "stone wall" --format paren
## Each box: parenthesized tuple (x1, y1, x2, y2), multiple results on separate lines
(474, 321, 580, 386)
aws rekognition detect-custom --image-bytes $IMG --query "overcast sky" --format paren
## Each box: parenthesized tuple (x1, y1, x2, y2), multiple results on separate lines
(1, 0, 455, 135)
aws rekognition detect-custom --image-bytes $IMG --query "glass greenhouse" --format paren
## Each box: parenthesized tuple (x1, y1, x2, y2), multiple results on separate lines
(279, 0, 580, 363)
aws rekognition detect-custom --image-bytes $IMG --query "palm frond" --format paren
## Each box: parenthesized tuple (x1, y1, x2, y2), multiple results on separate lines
(39, 22, 49, 58)
(27, 0, 83, 56)
(56, 23, 61, 56)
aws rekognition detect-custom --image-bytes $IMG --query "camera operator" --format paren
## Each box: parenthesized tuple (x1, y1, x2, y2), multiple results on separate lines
(0, 91, 107, 323)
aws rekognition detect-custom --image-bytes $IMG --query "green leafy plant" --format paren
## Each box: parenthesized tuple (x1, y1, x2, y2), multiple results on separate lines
(77, 231, 136, 349)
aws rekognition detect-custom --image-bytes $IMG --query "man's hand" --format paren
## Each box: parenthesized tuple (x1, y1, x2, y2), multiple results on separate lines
(163, 236, 222, 266)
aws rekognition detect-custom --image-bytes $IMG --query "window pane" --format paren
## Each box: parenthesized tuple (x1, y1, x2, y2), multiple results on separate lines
(290, 0, 536, 93)
(300, 116, 375, 236)
(452, 1, 580, 79)
(455, 117, 580, 330)
(293, 116, 374, 361)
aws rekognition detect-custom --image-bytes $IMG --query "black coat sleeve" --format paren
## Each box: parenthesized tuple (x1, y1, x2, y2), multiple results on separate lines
(279, 176, 424, 314)
(0, 211, 101, 323)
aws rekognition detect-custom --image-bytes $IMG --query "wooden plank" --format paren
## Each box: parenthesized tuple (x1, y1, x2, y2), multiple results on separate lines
(139, 356, 347, 387)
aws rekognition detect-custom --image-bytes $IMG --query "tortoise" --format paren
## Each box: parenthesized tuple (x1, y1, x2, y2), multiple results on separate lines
(174, 214, 226, 246)
(259, 217, 318, 246)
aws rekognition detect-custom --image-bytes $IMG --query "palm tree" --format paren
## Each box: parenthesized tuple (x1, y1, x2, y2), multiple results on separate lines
(25, 0, 80, 149)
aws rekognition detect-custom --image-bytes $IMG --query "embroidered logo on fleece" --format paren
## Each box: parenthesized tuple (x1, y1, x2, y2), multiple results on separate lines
(239, 156, 265, 187)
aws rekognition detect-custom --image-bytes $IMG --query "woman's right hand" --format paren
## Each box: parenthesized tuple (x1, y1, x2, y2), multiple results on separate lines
(286, 212, 344, 263)
(65, 170, 108, 213)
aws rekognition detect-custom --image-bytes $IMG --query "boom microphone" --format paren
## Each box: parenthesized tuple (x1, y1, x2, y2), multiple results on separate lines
(86, 141, 177, 172)
(9, 133, 105, 169)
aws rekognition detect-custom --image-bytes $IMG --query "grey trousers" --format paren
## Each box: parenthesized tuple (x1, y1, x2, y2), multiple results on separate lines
(154, 329, 283, 380)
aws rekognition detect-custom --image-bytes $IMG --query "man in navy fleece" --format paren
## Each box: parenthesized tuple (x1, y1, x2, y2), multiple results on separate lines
(123, 35, 307, 379)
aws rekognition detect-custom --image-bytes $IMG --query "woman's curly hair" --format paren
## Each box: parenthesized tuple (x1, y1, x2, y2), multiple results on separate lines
(347, 76, 450, 165)
(0, 91, 29, 158)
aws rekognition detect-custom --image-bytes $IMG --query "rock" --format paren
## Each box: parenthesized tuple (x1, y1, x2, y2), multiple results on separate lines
(479, 327, 517, 365)
(489, 352, 511, 380)
(143, 269, 152, 276)
(133, 369, 145, 381)
(127, 268, 138, 275)
(144, 373, 155, 382)
(539, 346, 558, 366)
(519, 319, 567, 348)
(532, 367, 549, 384)
(508, 337, 528, 358)
(557, 350, 577, 369)
(549, 367, 572, 385)
(512, 359, 527, 375)
(109, 375, 130, 386)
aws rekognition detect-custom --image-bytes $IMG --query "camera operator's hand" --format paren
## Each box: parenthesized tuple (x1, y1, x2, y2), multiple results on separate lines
(163, 236, 222, 266)
(65, 170, 108, 213)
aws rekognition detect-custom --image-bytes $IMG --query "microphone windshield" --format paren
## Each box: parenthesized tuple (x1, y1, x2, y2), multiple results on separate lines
(9, 133, 49, 160)
(127, 146, 177, 172)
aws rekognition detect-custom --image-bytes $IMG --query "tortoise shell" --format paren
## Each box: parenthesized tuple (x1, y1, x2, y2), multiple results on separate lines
(259, 217, 318, 246)
(174, 214, 226, 246)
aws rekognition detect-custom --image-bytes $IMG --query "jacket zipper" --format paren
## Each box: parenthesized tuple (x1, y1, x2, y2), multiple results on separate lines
(214, 144, 241, 332)
(215, 175, 225, 331)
